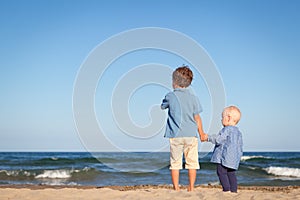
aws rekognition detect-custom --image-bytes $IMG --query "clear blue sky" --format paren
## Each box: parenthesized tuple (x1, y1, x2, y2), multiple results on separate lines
(0, 0, 299, 151)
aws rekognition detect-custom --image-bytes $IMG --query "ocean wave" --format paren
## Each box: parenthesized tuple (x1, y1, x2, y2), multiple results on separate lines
(264, 167, 300, 178)
(35, 170, 72, 179)
(0, 170, 34, 177)
(35, 167, 92, 179)
(241, 155, 272, 161)
(39, 181, 80, 186)
(34, 157, 99, 165)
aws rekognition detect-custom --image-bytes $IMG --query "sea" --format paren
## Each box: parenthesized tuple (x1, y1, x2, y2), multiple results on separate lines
(0, 152, 299, 187)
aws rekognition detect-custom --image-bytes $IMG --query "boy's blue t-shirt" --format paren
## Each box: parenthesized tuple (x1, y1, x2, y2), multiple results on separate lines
(161, 87, 202, 138)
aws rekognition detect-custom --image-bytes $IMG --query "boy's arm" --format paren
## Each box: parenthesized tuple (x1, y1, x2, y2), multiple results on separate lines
(161, 94, 170, 110)
(194, 114, 207, 141)
(161, 98, 169, 110)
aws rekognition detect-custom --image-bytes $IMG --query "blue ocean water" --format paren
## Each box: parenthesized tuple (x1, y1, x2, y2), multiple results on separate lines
(0, 152, 299, 186)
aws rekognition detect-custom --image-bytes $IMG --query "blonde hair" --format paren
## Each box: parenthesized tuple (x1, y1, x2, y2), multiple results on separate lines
(223, 106, 241, 125)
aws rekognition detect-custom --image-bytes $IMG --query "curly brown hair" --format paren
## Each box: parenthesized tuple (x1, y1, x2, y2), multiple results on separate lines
(172, 65, 193, 87)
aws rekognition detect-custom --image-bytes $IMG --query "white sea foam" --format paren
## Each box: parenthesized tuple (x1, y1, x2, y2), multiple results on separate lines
(246, 166, 258, 170)
(206, 181, 220, 186)
(23, 171, 32, 176)
(241, 155, 271, 161)
(264, 167, 300, 178)
(0, 170, 18, 176)
(82, 167, 90, 171)
(41, 181, 80, 186)
(0, 170, 33, 177)
(35, 170, 71, 179)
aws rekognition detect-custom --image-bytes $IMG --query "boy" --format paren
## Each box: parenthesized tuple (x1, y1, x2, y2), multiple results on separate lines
(202, 106, 243, 193)
(161, 66, 206, 191)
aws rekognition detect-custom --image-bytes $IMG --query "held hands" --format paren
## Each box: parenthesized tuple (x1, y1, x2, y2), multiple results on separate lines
(200, 133, 208, 142)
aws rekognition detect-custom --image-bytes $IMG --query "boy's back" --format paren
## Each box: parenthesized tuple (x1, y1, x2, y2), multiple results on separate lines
(162, 88, 202, 138)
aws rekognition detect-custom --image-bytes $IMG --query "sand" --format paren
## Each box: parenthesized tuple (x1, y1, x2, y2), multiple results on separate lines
(0, 185, 299, 200)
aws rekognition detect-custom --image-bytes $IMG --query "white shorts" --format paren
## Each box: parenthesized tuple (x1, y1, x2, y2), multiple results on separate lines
(169, 137, 200, 170)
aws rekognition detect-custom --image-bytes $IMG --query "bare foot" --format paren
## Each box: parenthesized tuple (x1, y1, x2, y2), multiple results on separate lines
(173, 186, 180, 191)
(187, 186, 194, 192)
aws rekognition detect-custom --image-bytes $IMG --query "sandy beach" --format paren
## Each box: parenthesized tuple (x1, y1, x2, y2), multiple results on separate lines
(0, 185, 299, 200)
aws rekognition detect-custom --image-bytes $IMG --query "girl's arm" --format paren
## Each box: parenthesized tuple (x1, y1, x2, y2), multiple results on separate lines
(208, 128, 228, 144)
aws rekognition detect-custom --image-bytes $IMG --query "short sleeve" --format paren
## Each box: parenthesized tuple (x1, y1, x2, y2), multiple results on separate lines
(193, 96, 203, 115)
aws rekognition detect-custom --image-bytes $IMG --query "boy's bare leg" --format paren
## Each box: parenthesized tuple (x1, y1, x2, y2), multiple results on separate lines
(188, 169, 196, 191)
(171, 169, 180, 191)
